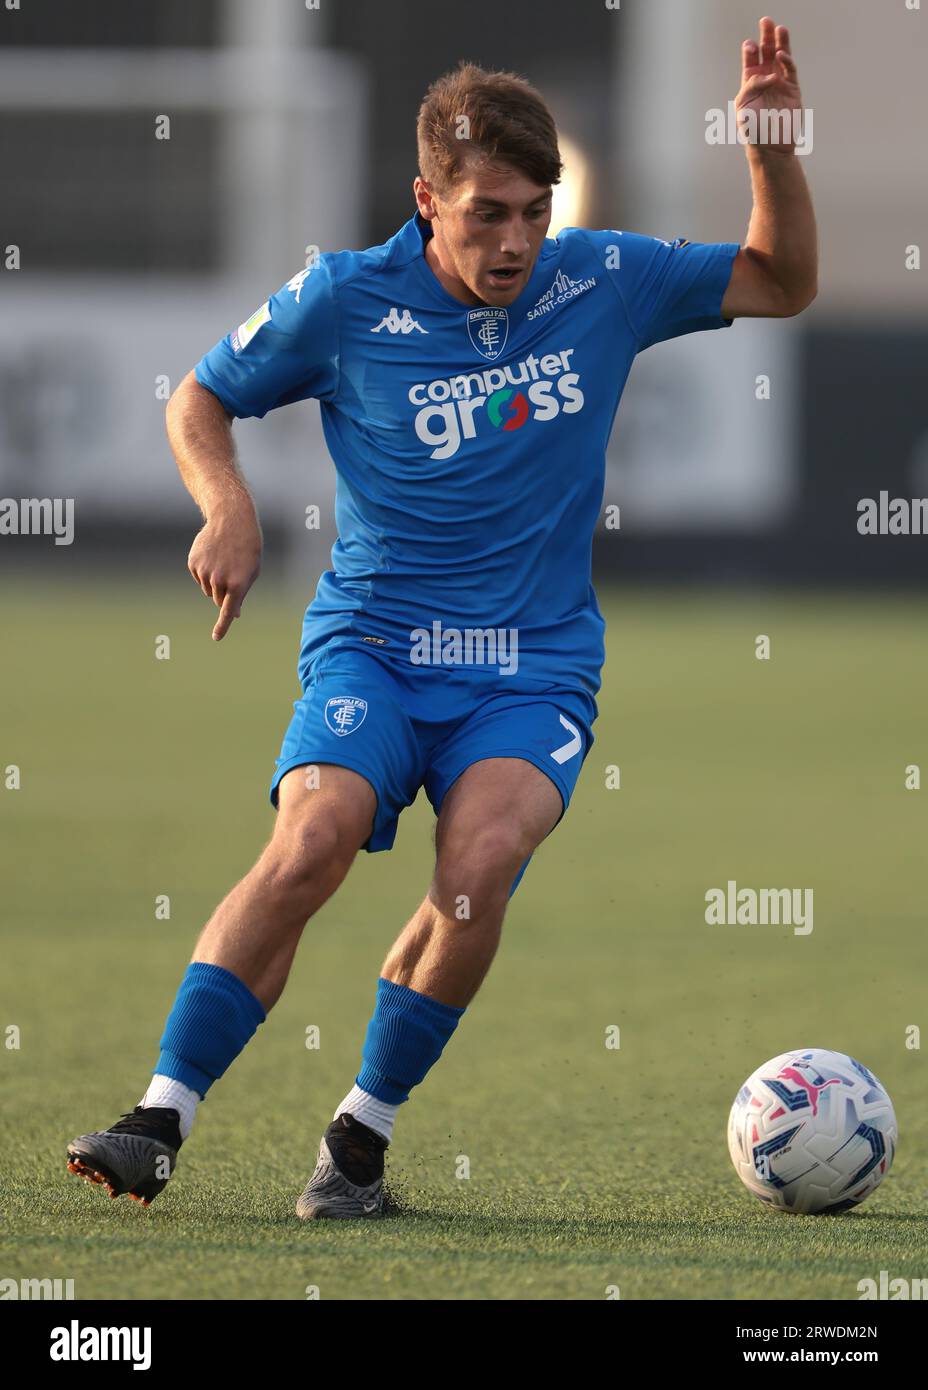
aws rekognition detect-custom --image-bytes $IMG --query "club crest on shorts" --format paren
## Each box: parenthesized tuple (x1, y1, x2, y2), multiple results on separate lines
(324, 696, 368, 736)
(466, 306, 508, 360)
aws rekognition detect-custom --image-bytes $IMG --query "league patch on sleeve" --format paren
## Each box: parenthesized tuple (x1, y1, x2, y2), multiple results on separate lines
(232, 300, 271, 353)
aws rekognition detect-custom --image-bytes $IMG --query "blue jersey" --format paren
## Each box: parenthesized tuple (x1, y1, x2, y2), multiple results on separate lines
(196, 214, 738, 696)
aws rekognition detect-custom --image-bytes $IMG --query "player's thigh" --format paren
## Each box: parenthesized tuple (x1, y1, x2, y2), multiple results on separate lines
(271, 762, 377, 878)
(435, 756, 563, 877)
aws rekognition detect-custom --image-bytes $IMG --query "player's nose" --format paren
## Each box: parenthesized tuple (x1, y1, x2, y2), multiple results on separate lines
(498, 221, 531, 257)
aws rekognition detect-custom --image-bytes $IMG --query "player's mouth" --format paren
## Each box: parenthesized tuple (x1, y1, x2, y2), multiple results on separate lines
(485, 266, 524, 290)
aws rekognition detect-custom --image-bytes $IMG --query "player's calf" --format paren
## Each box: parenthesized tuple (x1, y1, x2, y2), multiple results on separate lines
(295, 759, 564, 1219)
(67, 765, 376, 1206)
(193, 763, 376, 1003)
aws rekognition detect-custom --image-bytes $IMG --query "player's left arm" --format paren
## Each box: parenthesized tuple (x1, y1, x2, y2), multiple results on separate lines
(721, 16, 818, 320)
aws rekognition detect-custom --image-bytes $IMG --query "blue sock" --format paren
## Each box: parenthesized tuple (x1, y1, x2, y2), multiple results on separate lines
(155, 962, 266, 1097)
(356, 977, 465, 1105)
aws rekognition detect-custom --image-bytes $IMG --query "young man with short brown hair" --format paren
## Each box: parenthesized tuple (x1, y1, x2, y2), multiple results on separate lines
(68, 21, 816, 1218)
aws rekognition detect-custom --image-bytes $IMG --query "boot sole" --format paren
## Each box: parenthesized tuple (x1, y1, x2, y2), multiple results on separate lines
(66, 1150, 167, 1207)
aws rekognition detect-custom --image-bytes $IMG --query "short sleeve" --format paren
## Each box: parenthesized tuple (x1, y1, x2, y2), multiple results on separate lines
(194, 258, 339, 419)
(579, 229, 739, 351)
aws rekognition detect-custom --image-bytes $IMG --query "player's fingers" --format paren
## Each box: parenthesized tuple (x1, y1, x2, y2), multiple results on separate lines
(759, 15, 776, 67)
(202, 572, 221, 604)
(212, 591, 238, 641)
(776, 48, 798, 82)
(224, 583, 245, 617)
(741, 38, 759, 78)
(188, 562, 212, 600)
(775, 24, 791, 57)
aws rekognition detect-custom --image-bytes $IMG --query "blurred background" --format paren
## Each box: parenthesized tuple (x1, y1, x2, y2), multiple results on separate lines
(1, 0, 925, 584)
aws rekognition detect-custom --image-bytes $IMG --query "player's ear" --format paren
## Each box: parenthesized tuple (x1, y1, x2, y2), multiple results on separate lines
(414, 176, 437, 221)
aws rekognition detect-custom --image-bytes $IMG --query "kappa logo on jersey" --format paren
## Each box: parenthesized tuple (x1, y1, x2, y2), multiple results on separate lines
(466, 306, 508, 360)
(527, 268, 597, 321)
(371, 307, 428, 335)
(324, 696, 368, 736)
(408, 347, 585, 459)
(286, 266, 316, 303)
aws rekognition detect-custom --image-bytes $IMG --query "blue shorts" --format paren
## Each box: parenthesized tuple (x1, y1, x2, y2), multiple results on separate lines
(269, 636, 597, 896)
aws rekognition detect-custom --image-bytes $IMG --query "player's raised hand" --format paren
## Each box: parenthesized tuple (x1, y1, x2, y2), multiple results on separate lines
(187, 508, 262, 641)
(735, 16, 803, 155)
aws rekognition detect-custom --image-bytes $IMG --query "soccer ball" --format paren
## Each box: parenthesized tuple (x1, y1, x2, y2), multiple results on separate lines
(727, 1047, 897, 1214)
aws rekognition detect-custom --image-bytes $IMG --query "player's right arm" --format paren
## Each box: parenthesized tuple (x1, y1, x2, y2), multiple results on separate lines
(166, 370, 263, 642)
(167, 257, 339, 641)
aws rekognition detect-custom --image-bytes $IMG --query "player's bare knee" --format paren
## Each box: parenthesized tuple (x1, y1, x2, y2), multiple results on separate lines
(460, 819, 533, 871)
(433, 822, 529, 911)
(262, 815, 356, 909)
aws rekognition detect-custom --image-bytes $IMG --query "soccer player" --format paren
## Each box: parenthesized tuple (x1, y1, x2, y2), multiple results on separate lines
(67, 21, 816, 1217)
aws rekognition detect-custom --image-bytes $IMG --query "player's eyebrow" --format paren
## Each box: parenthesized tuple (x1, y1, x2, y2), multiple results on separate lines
(470, 192, 552, 211)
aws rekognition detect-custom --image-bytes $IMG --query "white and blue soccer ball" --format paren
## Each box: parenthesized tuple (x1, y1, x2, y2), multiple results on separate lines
(727, 1047, 897, 1215)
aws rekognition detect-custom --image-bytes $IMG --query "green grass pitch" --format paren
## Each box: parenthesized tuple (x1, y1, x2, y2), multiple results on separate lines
(2, 578, 925, 1300)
